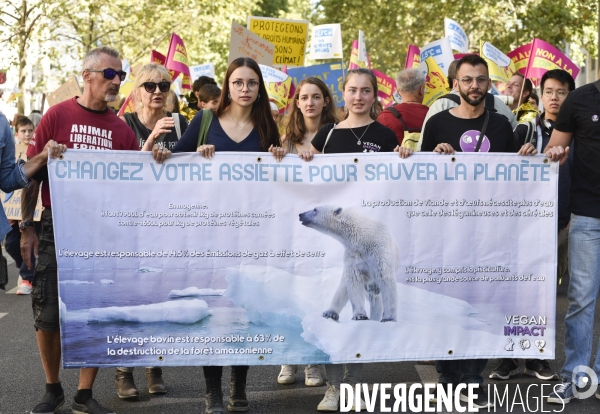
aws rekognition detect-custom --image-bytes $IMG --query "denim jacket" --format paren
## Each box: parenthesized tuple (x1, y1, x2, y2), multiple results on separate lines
(0, 113, 29, 239)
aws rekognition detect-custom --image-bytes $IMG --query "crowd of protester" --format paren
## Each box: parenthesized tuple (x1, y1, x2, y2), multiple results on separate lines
(1, 44, 597, 414)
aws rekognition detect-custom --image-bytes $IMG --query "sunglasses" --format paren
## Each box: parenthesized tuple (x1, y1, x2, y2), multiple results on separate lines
(86, 68, 127, 82)
(141, 81, 171, 93)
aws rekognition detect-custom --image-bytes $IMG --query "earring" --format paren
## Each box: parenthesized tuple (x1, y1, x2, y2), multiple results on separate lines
(257, 93, 261, 100)
(227, 93, 231, 101)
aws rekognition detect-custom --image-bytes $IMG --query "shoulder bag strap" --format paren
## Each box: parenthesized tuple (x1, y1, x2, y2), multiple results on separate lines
(322, 123, 336, 154)
(172, 113, 181, 139)
(475, 110, 490, 153)
(196, 109, 213, 148)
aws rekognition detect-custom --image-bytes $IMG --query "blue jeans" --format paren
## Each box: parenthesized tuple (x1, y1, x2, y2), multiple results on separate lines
(3, 222, 37, 282)
(436, 359, 487, 385)
(561, 213, 600, 383)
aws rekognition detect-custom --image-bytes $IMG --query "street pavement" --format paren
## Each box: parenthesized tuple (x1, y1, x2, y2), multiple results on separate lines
(2, 257, 600, 414)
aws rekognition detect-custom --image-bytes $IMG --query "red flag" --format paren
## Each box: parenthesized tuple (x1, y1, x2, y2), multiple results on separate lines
(165, 34, 192, 90)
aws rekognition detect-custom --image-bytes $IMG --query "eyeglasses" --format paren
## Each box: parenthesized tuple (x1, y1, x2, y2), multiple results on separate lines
(141, 81, 171, 93)
(85, 68, 127, 82)
(459, 76, 489, 86)
(543, 89, 568, 98)
(230, 80, 260, 91)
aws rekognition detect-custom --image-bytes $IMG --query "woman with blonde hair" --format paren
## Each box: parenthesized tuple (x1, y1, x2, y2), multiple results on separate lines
(122, 63, 188, 151)
(115, 63, 188, 400)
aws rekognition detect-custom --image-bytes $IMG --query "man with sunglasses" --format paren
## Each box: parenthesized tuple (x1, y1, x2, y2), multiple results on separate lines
(22, 45, 169, 414)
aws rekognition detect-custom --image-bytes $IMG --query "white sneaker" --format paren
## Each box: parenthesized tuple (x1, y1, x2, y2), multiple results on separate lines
(351, 396, 367, 411)
(317, 384, 340, 411)
(17, 280, 32, 295)
(305, 365, 324, 387)
(277, 365, 297, 384)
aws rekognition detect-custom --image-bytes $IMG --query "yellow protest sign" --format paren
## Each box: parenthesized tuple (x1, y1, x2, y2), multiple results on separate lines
(247, 16, 309, 67)
(420, 57, 450, 107)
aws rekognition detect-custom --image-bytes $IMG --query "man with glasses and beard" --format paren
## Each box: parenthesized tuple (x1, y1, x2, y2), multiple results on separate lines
(421, 55, 535, 156)
(21, 46, 170, 414)
(414, 55, 536, 409)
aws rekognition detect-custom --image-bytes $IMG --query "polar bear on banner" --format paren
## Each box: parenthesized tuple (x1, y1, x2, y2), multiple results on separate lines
(299, 206, 400, 322)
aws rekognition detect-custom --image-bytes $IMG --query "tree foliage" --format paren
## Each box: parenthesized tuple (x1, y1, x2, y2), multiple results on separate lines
(315, 0, 598, 77)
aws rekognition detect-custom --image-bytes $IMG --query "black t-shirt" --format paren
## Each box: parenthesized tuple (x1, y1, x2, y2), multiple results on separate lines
(422, 110, 517, 153)
(555, 82, 600, 218)
(312, 121, 398, 154)
(124, 112, 188, 150)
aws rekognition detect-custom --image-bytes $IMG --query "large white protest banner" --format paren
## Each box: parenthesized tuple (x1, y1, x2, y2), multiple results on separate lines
(50, 151, 557, 368)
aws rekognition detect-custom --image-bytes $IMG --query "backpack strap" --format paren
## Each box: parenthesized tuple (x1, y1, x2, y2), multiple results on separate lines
(385, 105, 420, 132)
(484, 93, 497, 112)
(441, 93, 461, 105)
(196, 109, 213, 148)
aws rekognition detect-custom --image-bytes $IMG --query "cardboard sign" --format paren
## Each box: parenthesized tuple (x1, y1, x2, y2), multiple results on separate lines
(229, 21, 275, 66)
(247, 17, 309, 67)
(46, 77, 81, 107)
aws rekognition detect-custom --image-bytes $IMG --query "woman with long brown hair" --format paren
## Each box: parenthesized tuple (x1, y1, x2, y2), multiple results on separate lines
(169, 57, 285, 414)
(276, 77, 338, 388)
(281, 77, 339, 155)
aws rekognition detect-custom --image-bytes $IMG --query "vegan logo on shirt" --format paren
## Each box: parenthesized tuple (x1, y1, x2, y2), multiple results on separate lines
(459, 130, 490, 152)
(362, 141, 382, 152)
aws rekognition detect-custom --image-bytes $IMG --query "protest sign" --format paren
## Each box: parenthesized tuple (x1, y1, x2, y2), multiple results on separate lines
(404, 45, 421, 69)
(349, 40, 371, 70)
(0, 69, 6, 84)
(286, 63, 346, 107)
(507, 43, 532, 75)
(525, 38, 580, 80)
(46, 77, 82, 107)
(165, 33, 191, 89)
(418, 57, 450, 107)
(258, 64, 294, 111)
(310, 24, 343, 60)
(247, 17, 309, 67)
(51, 151, 557, 368)
(372, 69, 396, 109)
(420, 38, 454, 75)
(444, 18, 469, 53)
(480, 41, 516, 83)
(190, 63, 216, 81)
(229, 22, 275, 66)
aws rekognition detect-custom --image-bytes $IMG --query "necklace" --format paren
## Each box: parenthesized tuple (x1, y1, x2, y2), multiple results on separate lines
(228, 110, 251, 130)
(140, 111, 165, 135)
(346, 119, 373, 145)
